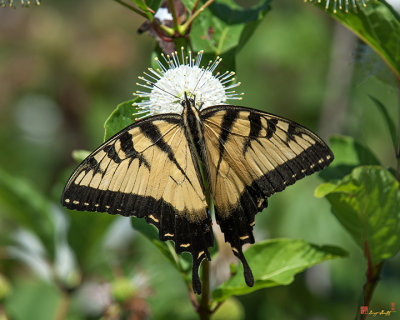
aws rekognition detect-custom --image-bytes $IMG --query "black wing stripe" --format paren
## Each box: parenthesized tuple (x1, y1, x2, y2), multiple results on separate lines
(104, 144, 122, 163)
(219, 109, 239, 151)
(216, 109, 239, 174)
(243, 112, 262, 154)
(119, 131, 151, 169)
(139, 121, 194, 187)
(265, 118, 277, 139)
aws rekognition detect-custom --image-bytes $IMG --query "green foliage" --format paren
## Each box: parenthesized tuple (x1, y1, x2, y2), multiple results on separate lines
(307, 0, 400, 79)
(1, 0, 400, 319)
(104, 99, 138, 141)
(132, 0, 161, 20)
(212, 239, 347, 302)
(316, 166, 400, 265)
(71, 150, 91, 163)
(319, 135, 380, 181)
(369, 95, 398, 152)
(188, 0, 271, 55)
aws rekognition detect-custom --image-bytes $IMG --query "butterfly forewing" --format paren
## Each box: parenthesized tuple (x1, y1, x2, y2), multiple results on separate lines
(200, 105, 333, 284)
(62, 114, 214, 293)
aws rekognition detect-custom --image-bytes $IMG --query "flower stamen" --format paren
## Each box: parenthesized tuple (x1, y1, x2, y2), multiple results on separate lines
(304, 0, 368, 13)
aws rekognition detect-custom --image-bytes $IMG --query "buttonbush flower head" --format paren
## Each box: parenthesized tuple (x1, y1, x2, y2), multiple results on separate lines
(1, 0, 40, 7)
(305, 0, 368, 13)
(133, 48, 243, 118)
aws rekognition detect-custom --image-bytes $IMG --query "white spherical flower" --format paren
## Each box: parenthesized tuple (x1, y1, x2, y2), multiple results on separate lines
(133, 49, 243, 118)
(305, 0, 368, 13)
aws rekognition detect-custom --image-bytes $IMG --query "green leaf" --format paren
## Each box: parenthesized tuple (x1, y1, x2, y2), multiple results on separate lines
(71, 150, 90, 163)
(315, 166, 400, 265)
(189, 0, 271, 56)
(314, 181, 338, 198)
(306, 0, 400, 79)
(104, 99, 138, 141)
(212, 238, 346, 302)
(319, 135, 380, 181)
(145, 0, 161, 12)
(369, 95, 397, 152)
(131, 0, 156, 20)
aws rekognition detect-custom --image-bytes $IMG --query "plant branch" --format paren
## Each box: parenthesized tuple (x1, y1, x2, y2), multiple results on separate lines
(168, 0, 181, 34)
(156, 23, 175, 38)
(53, 291, 71, 320)
(188, 285, 199, 310)
(198, 259, 211, 320)
(355, 241, 384, 320)
(182, 0, 215, 33)
(111, 0, 149, 19)
(191, 0, 201, 14)
(210, 301, 223, 314)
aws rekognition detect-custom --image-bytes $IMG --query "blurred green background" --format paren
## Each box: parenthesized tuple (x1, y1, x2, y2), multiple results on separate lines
(0, 0, 399, 319)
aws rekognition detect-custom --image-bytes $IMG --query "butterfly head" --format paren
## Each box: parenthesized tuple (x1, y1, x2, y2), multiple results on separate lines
(181, 92, 204, 111)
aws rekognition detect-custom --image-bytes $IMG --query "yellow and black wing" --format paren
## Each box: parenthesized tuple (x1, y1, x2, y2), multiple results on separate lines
(201, 105, 333, 285)
(61, 114, 213, 293)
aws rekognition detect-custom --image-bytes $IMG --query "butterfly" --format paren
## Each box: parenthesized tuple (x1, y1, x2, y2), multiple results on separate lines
(62, 94, 333, 294)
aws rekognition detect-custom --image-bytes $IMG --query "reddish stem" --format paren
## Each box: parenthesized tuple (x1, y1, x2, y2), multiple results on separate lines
(356, 241, 384, 320)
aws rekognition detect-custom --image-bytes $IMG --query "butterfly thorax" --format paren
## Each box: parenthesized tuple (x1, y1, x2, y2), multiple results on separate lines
(182, 97, 206, 162)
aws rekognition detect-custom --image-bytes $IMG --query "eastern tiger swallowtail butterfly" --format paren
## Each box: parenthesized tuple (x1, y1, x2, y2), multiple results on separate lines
(62, 94, 333, 294)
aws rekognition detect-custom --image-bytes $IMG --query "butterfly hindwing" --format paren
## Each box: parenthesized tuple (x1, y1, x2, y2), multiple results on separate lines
(62, 114, 214, 293)
(201, 105, 333, 284)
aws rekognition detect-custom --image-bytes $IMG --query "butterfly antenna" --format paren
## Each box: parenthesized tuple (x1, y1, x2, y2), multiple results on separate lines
(199, 101, 205, 110)
(192, 66, 207, 97)
(153, 83, 182, 102)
